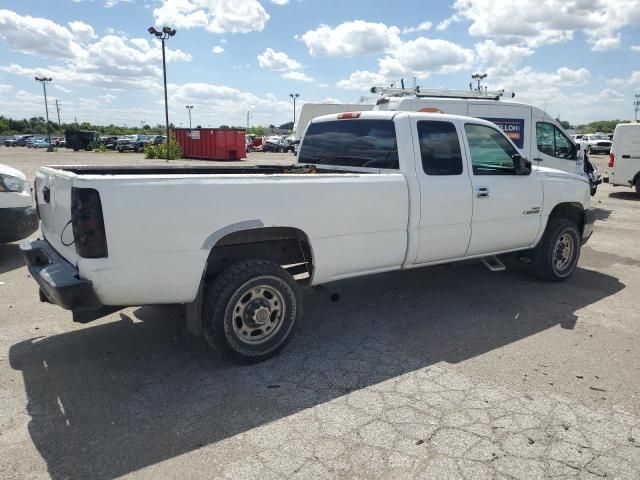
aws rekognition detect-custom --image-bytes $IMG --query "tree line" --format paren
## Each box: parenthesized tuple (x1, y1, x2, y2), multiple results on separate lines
(0, 115, 292, 136)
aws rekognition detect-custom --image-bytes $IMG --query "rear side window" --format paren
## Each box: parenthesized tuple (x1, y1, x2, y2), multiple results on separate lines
(298, 119, 399, 169)
(417, 121, 463, 175)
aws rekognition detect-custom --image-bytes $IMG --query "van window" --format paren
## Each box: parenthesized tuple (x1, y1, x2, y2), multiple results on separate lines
(536, 122, 577, 160)
(298, 119, 399, 169)
(465, 123, 518, 175)
(417, 121, 463, 175)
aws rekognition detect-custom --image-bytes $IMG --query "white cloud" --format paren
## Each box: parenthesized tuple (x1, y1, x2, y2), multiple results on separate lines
(402, 21, 432, 34)
(436, 15, 460, 31)
(169, 82, 292, 126)
(298, 20, 401, 57)
(474, 40, 534, 76)
(378, 37, 474, 78)
(257, 48, 302, 71)
(337, 70, 386, 90)
(153, 0, 270, 34)
(0, 10, 191, 91)
(282, 71, 313, 82)
(98, 93, 117, 102)
(68, 20, 97, 42)
(0, 83, 13, 94)
(631, 45, 640, 52)
(105, 0, 132, 7)
(450, 0, 640, 51)
(271, 0, 289, 4)
(212, 45, 224, 54)
(54, 85, 71, 93)
(607, 71, 640, 87)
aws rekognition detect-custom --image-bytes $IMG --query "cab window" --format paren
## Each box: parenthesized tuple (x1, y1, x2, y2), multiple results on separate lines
(464, 123, 518, 175)
(417, 121, 463, 175)
(536, 122, 576, 160)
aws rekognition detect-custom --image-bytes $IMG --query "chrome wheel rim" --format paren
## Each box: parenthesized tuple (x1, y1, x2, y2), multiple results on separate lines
(553, 232, 575, 274)
(231, 283, 286, 345)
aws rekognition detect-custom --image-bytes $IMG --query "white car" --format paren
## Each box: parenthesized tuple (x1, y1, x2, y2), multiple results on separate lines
(0, 163, 38, 243)
(580, 134, 612, 155)
(608, 123, 640, 194)
(21, 111, 593, 363)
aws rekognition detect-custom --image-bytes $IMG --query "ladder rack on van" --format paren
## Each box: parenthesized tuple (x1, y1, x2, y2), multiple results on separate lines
(370, 86, 506, 101)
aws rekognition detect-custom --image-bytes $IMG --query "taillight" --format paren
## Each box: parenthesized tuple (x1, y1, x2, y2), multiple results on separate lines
(71, 187, 108, 258)
(337, 112, 361, 119)
(608, 153, 615, 168)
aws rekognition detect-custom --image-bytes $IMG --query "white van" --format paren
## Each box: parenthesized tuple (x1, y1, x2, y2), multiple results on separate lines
(372, 88, 593, 183)
(608, 123, 640, 194)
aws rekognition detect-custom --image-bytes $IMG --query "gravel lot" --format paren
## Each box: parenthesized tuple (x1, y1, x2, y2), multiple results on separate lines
(1, 147, 639, 479)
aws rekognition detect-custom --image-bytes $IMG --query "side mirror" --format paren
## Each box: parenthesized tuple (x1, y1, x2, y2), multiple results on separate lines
(513, 153, 532, 175)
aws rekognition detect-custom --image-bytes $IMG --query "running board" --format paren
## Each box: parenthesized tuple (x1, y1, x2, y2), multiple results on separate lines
(481, 256, 506, 272)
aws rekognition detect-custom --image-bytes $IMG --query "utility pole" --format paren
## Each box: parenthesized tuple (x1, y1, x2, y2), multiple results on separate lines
(289, 93, 299, 132)
(634, 94, 640, 122)
(34, 77, 54, 151)
(55, 99, 61, 128)
(185, 105, 194, 129)
(246, 110, 251, 131)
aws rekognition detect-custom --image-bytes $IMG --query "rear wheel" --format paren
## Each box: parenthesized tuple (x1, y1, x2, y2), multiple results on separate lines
(202, 260, 301, 364)
(530, 218, 581, 282)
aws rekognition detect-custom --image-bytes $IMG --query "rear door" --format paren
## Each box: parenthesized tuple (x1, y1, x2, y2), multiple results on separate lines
(410, 118, 473, 264)
(35, 168, 78, 264)
(462, 122, 543, 256)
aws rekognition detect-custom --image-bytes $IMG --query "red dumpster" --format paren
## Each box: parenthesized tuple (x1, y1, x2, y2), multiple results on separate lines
(173, 128, 246, 161)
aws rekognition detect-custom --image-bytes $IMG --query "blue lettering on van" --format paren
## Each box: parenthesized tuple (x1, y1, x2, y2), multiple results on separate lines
(482, 117, 525, 149)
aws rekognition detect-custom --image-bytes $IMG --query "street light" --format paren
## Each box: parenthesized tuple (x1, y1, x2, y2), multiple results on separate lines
(289, 93, 299, 132)
(34, 77, 54, 151)
(471, 73, 487, 92)
(185, 105, 194, 129)
(148, 25, 176, 160)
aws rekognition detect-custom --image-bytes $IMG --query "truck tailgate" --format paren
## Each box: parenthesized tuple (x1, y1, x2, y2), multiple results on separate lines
(35, 168, 78, 265)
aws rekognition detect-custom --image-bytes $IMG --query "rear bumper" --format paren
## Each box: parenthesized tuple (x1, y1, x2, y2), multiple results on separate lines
(0, 206, 38, 243)
(582, 209, 595, 245)
(20, 239, 102, 311)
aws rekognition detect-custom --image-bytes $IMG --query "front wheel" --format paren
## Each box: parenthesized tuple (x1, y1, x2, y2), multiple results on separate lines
(202, 260, 301, 364)
(531, 218, 581, 282)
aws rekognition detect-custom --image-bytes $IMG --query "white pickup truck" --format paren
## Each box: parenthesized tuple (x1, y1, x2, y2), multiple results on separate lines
(21, 111, 594, 364)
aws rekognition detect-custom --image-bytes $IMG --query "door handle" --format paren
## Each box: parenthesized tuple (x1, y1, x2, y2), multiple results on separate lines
(533, 157, 543, 162)
(622, 155, 630, 158)
(475, 186, 490, 199)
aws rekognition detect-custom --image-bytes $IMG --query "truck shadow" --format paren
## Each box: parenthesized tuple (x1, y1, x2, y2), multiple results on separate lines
(9, 263, 624, 479)
(608, 191, 640, 201)
(0, 243, 25, 275)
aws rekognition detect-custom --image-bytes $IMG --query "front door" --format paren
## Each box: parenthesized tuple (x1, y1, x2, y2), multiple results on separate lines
(533, 120, 582, 175)
(463, 122, 543, 256)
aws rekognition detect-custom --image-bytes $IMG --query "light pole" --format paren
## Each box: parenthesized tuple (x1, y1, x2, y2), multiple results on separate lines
(289, 93, 299, 132)
(471, 73, 487, 92)
(185, 105, 194, 129)
(34, 77, 54, 151)
(634, 94, 640, 122)
(148, 25, 176, 160)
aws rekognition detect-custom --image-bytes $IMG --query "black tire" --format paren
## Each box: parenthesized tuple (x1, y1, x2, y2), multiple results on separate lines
(202, 260, 301, 364)
(531, 218, 581, 282)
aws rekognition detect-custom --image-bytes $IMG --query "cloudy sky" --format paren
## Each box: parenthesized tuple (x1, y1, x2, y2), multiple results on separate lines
(0, 0, 639, 128)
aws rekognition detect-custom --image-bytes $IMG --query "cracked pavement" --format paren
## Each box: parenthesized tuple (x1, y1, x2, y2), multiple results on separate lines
(1, 151, 639, 479)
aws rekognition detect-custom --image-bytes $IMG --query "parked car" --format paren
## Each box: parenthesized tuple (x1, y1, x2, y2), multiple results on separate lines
(580, 134, 612, 155)
(0, 163, 38, 243)
(50, 137, 65, 146)
(5, 135, 34, 147)
(116, 134, 146, 152)
(98, 136, 119, 149)
(21, 111, 593, 364)
(263, 135, 291, 153)
(608, 123, 640, 195)
(145, 135, 165, 146)
(31, 138, 51, 149)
